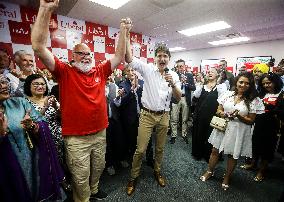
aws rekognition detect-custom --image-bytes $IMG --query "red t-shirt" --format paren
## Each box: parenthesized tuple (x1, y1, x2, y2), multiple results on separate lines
(52, 56, 112, 135)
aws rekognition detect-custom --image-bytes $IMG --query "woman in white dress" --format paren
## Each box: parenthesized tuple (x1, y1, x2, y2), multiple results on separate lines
(200, 72, 264, 190)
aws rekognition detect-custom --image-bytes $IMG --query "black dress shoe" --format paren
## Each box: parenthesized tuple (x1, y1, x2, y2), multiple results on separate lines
(170, 137, 176, 144)
(61, 179, 72, 192)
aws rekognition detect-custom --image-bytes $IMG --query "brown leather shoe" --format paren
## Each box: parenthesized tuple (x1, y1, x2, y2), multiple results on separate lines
(154, 171, 166, 187)
(126, 179, 136, 196)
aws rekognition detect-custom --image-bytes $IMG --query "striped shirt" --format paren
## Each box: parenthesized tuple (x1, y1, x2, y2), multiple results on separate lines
(128, 57, 181, 111)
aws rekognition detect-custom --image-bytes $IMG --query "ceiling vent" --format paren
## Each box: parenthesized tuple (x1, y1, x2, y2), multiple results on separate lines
(216, 33, 243, 39)
(149, 0, 185, 9)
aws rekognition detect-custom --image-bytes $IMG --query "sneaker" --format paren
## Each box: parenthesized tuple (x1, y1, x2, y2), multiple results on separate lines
(170, 137, 176, 144)
(107, 166, 116, 176)
(120, 160, 129, 168)
(90, 190, 108, 200)
(182, 136, 189, 144)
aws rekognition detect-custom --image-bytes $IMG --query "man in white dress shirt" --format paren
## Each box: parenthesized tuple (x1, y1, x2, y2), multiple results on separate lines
(125, 31, 182, 194)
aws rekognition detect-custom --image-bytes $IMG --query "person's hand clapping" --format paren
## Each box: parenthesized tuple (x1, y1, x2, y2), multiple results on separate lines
(21, 109, 35, 131)
(227, 110, 239, 120)
(47, 95, 59, 110)
(117, 88, 125, 97)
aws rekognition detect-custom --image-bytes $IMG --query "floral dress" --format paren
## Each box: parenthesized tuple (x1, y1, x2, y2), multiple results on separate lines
(27, 98, 64, 163)
(208, 91, 264, 159)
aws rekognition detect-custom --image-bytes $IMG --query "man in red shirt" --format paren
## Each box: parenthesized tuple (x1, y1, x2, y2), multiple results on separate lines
(31, 0, 131, 201)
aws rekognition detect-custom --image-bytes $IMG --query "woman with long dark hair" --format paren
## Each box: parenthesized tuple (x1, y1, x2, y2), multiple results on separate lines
(242, 73, 284, 181)
(200, 72, 264, 190)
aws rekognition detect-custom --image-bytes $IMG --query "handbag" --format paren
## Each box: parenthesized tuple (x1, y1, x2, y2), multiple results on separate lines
(210, 116, 228, 132)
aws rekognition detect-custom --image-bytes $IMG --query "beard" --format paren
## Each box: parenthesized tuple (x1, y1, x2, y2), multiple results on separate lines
(74, 61, 92, 73)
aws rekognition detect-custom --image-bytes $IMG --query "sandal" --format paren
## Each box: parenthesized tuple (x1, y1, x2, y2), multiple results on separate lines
(254, 175, 264, 182)
(240, 164, 254, 170)
(200, 171, 214, 182)
(221, 183, 230, 191)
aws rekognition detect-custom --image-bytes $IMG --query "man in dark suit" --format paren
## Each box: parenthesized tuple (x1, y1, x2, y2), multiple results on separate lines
(218, 59, 235, 90)
(117, 67, 153, 166)
(170, 59, 195, 144)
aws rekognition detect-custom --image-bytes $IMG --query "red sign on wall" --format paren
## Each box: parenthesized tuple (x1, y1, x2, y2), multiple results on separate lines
(86, 21, 108, 37)
(8, 20, 31, 44)
(20, 6, 58, 29)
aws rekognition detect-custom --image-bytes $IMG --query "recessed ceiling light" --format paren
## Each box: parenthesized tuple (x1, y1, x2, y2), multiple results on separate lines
(89, 0, 132, 9)
(208, 37, 250, 45)
(178, 21, 231, 37)
(169, 47, 186, 52)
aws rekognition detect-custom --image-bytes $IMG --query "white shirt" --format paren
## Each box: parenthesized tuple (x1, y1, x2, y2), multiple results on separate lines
(128, 57, 181, 111)
(193, 82, 227, 99)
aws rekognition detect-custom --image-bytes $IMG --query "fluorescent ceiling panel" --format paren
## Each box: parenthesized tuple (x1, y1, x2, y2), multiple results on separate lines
(169, 47, 186, 52)
(88, 0, 132, 9)
(178, 21, 231, 37)
(208, 37, 250, 45)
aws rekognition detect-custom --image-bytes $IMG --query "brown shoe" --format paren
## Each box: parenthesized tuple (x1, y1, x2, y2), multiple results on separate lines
(154, 171, 166, 187)
(126, 179, 136, 196)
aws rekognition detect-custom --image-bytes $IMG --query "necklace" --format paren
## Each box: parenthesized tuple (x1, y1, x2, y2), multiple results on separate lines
(234, 95, 243, 105)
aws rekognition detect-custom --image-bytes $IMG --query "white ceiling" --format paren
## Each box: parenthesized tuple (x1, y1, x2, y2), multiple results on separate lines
(6, 0, 284, 51)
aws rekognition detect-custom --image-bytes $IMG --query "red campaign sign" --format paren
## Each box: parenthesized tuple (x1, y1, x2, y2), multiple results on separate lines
(0, 42, 13, 56)
(50, 28, 67, 49)
(140, 44, 147, 58)
(192, 66, 199, 73)
(20, 6, 58, 29)
(86, 21, 108, 37)
(9, 20, 31, 45)
(130, 32, 142, 44)
(244, 62, 259, 70)
(105, 37, 115, 54)
(94, 52, 106, 66)
(147, 58, 154, 64)
(81, 34, 94, 52)
(226, 66, 233, 73)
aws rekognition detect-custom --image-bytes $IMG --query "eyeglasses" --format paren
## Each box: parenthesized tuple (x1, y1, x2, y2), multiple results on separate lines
(74, 52, 92, 57)
(32, 82, 46, 87)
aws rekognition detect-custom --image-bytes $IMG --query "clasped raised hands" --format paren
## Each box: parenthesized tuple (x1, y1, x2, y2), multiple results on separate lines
(120, 17, 132, 34)
(40, 0, 59, 11)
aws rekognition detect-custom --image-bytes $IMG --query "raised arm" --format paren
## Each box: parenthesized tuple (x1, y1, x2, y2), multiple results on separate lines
(125, 20, 133, 64)
(31, 0, 59, 72)
(110, 18, 132, 70)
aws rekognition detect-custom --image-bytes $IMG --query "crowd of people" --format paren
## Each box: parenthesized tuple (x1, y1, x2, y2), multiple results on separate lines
(0, 0, 284, 201)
